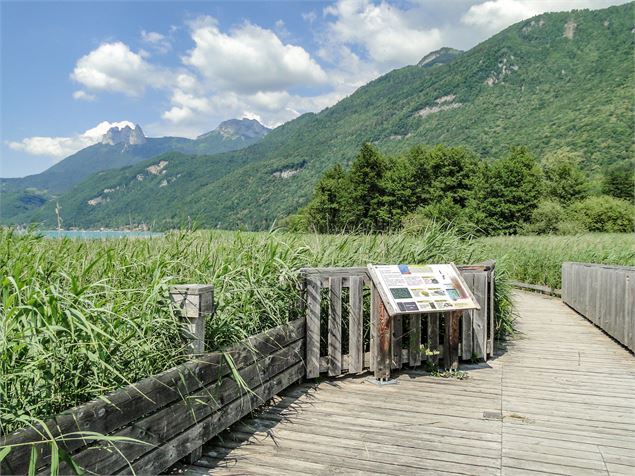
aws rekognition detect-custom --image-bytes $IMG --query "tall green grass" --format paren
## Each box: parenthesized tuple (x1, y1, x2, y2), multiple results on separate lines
(476, 233, 634, 289)
(1, 225, 504, 436)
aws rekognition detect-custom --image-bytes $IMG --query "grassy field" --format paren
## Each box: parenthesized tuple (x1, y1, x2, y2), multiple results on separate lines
(476, 233, 635, 289)
(1, 225, 513, 436)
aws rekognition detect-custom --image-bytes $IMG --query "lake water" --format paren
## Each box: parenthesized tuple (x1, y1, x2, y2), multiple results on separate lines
(39, 230, 163, 239)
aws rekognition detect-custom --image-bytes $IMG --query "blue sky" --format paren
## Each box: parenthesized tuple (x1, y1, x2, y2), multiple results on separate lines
(1, 0, 628, 177)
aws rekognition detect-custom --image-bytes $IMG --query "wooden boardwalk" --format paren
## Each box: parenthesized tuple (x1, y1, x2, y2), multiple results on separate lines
(172, 291, 635, 476)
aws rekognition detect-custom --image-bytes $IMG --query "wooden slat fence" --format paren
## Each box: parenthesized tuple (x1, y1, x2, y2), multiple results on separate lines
(562, 262, 635, 352)
(0, 320, 305, 475)
(301, 262, 496, 379)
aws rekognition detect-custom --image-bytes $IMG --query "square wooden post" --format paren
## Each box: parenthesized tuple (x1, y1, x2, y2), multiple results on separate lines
(169, 284, 213, 464)
(444, 310, 461, 370)
(169, 284, 213, 355)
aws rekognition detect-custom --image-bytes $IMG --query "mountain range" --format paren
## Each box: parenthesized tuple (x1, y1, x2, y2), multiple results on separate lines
(1, 119, 270, 221)
(2, 3, 633, 230)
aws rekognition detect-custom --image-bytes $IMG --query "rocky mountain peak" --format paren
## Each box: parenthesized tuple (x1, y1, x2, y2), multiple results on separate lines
(197, 118, 271, 141)
(102, 124, 146, 146)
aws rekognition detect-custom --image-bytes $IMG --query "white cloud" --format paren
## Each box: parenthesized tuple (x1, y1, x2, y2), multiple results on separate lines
(183, 16, 327, 94)
(302, 11, 318, 24)
(323, 0, 442, 67)
(71, 42, 166, 96)
(7, 121, 134, 160)
(462, 0, 628, 35)
(141, 30, 172, 54)
(72, 90, 96, 101)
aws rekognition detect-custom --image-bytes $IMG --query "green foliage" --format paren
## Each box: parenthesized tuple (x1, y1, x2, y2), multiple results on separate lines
(542, 149, 589, 204)
(568, 195, 635, 232)
(1, 226, 513, 437)
(602, 161, 635, 201)
(5, 3, 633, 230)
(299, 144, 480, 234)
(525, 200, 568, 234)
(475, 233, 635, 288)
(467, 147, 544, 235)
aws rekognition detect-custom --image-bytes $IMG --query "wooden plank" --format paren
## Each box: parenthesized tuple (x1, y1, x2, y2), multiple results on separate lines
(488, 269, 495, 357)
(444, 311, 461, 370)
(408, 314, 422, 368)
(348, 276, 364, 373)
(370, 283, 380, 372)
(461, 273, 474, 359)
(120, 362, 306, 475)
(305, 277, 321, 379)
(391, 315, 402, 369)
(375, 297, 392, 379)
(1, 319, 304, 474)
(472, 272, 488, 361)
(59, 340, 305, 475)
(626, 271, 635, 352)
(328, 276, 342, 377)
(427, 313, 440, 368)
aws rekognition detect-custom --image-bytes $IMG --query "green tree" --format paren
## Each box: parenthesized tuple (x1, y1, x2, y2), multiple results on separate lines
(602, 162, 635, 202)
(340, 143, 387, 231)
(302, 164, 347, 233)
(541, 149, 589, 204)
(467, 147, 544, 235)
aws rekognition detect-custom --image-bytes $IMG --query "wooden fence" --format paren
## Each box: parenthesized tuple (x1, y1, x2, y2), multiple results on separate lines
(301, 262, 496, 379)
(0, 301, 304, 475)
(562, 262, 635, 352)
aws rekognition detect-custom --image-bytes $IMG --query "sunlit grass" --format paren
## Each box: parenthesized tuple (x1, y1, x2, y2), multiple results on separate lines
(476, 233, 635, 289)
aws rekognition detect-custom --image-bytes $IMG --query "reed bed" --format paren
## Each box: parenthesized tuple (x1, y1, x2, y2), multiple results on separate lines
(1, 225, 503, 436)
(476, 233, 635, 289)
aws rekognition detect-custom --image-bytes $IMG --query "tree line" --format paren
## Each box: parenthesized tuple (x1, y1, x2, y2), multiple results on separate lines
(290, 143, 634, 236)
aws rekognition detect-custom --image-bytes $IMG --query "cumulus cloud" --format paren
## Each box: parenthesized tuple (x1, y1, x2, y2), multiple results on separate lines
(323, 0, 442, 67)
(183, 16, 327, 94)
(7, 121, 134, 160)
(462, 0, 627, 35)
(141, 30, 172, 53)
(71, 42, 167, 96)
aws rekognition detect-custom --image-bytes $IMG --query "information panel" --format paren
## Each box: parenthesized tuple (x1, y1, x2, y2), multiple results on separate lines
(367, 263, 480, 316)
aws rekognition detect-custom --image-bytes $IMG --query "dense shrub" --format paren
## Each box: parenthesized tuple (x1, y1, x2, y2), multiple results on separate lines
(568, 196, 634, 232)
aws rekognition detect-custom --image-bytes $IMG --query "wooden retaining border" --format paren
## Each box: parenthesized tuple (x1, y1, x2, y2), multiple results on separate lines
(0, 285, 305, 476)
(509, 280, 561, 297)
(301, 261, 496, 379)
(562, 262, 635, 352)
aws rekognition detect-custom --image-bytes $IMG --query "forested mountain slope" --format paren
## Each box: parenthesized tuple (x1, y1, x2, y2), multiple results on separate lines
(10, 3, 634, 229)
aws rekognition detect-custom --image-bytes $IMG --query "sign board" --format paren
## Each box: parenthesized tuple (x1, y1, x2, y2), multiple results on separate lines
(367, 263, 480, 317)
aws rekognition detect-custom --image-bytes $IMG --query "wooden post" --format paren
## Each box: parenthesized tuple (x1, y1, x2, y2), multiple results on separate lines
(169, 284, 213, 464)
(169, 284, 213, 355)
(375, 299, 392, 379)
(443, 310, 461, 370)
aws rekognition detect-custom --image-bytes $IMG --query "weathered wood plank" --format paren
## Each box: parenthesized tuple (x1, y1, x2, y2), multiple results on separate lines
(391, 315, 402, 369)
(57, 340, 305, 475)
(328, 277, 342, 377)
(427, 312, 440, 367)
(461, 273, 474, 359)
(120, 362, 305, 475)
(1, 319, 304, 474)
(444, 310, 461, 370)
(370, 283, 380, 372)
(472, 272, 488, 360)
(305, 277, 321, 379)
(408, 314, 422, 368)
(348, 276, 364, 374)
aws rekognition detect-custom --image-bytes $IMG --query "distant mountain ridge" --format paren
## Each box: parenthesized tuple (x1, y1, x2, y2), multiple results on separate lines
(1, 119, 270, 220)
(3, 3, 633, 229)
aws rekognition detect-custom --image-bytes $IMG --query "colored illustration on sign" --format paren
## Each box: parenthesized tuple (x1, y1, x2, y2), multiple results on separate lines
(368, 263, 480, 315)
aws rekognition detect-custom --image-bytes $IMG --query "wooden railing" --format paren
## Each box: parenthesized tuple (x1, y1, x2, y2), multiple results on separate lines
(562, 262, 635, 352)
(0, 287, 304, 475)
(301, 262, 496, 379)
